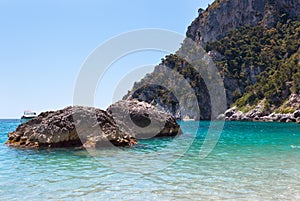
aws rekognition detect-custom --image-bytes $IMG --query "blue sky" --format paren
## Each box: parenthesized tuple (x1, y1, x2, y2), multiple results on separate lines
(0, 0, 213, 118)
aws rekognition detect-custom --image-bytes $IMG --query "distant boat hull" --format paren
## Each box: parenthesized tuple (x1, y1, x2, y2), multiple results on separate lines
(182, 119, 195, 121)
(182, 116, 195, 121)
(20, 116, 34, 123)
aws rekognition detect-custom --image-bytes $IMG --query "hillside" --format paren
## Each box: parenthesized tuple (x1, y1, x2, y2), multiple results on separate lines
(124, 0, 300, 120)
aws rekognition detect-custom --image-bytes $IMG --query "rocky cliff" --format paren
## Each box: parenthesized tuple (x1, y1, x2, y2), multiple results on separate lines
(124, 0, 300, 120)
(187, 0, 300, 45)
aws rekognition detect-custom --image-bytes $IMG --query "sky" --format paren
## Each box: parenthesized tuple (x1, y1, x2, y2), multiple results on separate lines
(0, 0, 213, 118)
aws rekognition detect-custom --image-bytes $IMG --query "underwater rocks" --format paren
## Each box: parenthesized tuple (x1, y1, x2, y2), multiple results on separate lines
(107, 100, 182, 139)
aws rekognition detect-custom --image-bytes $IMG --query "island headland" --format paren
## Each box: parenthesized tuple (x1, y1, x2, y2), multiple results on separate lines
(124, 0, 300, 122)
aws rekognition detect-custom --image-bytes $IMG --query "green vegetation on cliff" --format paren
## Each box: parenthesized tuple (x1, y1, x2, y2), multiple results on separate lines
(206, 19, 300, 111)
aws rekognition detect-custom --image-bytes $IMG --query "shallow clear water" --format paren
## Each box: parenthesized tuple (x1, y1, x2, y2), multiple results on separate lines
(0, 120, 300, 200)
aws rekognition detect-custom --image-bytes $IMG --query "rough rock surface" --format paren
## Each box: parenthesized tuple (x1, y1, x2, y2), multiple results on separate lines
(6, 106, 137, 148)
(187, 0, 300, 45)
(107, 100, 182, 139)
(282, 94, 300, 111)
(294, 110, 300, 119)
(220, 96, 300, 123)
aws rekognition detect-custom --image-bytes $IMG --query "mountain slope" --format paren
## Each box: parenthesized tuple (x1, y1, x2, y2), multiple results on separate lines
(124, 0, 300, 120)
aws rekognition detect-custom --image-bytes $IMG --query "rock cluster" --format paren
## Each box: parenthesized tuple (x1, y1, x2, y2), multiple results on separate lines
(6, 101, 181, 148)
(6, 106, 137, 148)
(220, 94, 300, 123)
(221, 107, 300, 124)
(107, 100, 182, 139)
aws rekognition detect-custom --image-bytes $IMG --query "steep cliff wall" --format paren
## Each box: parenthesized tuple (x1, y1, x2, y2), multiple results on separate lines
(186, 0, 300, 45)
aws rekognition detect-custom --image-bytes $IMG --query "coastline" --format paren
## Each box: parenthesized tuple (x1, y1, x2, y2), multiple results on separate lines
(216, 94, 300, 124)
(219, 107, 300, 124)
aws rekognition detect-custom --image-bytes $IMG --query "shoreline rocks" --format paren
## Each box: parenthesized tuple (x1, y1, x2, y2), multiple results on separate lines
(220, 107, 300, 124)
(219, 95, 300, 124)
(6, 100, 182, 149)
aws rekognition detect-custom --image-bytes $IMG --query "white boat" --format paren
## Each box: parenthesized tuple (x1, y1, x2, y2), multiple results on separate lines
(21, 110, 37, 122)
(182, 116, 195, 121)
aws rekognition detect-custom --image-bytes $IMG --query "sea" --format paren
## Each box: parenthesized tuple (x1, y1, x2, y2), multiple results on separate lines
(0, 119, 300, 200)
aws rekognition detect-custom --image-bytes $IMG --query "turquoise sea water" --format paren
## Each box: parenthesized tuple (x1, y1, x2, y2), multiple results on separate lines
(0, 119, 300, 200)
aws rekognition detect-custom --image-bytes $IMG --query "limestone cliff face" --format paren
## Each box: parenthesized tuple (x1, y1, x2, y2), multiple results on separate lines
(187, 0, 300, 45)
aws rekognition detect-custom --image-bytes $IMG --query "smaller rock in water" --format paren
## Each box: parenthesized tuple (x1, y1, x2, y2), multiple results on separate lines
(107, 100, 182, 139)
(217, 114, 225, 120)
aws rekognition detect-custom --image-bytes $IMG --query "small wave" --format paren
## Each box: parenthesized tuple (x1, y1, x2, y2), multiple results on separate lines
(290, 145, 300, 149)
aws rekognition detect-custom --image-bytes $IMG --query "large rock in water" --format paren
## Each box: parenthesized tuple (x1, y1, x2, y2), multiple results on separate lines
(107, 100, 182, 139)
(6, 106, 137, 148)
